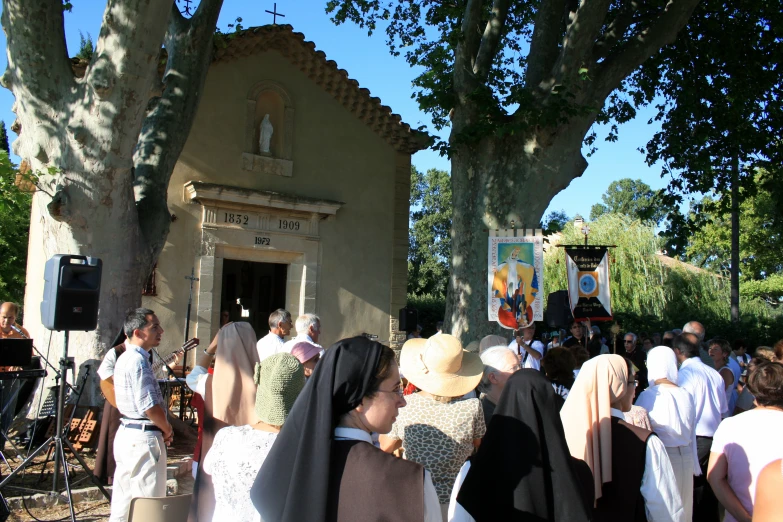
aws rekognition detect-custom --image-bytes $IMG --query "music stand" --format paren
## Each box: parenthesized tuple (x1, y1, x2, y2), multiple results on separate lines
(0, 339, 33, 367)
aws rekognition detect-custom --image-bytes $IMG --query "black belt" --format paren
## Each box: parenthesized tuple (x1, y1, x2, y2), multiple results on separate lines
(121, 421, 162, 433)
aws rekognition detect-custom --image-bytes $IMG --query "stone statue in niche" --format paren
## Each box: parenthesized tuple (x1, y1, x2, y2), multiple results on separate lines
(259, 114, 273, 154)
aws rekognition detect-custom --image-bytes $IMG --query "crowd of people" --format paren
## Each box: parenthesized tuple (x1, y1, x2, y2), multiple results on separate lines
(98, 306, 783, 522)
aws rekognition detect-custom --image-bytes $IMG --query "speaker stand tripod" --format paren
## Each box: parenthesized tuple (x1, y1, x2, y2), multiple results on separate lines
(0, 332, 111, 522)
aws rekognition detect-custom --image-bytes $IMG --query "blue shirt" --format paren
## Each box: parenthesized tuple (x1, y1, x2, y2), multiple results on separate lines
(114, 344, 164, 420)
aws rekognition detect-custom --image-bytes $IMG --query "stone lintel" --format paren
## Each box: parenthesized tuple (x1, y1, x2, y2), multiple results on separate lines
(184, 180, 344, 218)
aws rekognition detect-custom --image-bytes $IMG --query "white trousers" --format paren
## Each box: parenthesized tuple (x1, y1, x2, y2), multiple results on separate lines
(666, 445, 694, 521)
(109, 424, 167, 522)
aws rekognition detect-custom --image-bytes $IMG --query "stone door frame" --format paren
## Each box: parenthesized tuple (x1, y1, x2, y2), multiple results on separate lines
(184, 181, 342, 342)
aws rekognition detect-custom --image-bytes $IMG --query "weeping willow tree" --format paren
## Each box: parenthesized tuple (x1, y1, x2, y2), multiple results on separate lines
(544, 214, 781, 344)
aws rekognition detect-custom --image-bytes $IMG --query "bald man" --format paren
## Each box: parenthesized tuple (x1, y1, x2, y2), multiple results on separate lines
(0, 302, 29, 342)
(683, 320, 715, 369)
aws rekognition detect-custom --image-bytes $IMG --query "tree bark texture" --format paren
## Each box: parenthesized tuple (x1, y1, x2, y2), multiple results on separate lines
(2, 0, 222, 405)
(730, 156, 740, 323)
(445, 0, 702, 344)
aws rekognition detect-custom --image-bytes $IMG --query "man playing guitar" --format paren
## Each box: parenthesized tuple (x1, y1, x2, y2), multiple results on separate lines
(94, 334, 197, 484)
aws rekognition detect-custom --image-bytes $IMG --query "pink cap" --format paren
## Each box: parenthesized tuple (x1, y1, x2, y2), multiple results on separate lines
(291, 342, 320, 364)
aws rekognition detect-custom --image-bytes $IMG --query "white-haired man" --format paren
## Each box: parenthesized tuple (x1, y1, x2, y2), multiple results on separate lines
(478, 346, 520, 424)
(683, 320, 715, 369)
(283, 313, 322, 353)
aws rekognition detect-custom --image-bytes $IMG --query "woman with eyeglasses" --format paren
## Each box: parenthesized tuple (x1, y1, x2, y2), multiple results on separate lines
(250, 336, 441, 522)
(561, 354, 684, 521)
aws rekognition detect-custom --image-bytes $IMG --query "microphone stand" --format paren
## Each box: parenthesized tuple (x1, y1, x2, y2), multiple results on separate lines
(151, 348, 193, 421)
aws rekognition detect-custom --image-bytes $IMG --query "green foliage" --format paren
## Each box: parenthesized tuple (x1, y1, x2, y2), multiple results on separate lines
(672, 180, 783, 304)
(589, 178, 668, 225)
(76, 31, 95, 62)
(0, 122, 9, 155)
(637, 0, 783, 212)
(544, 213, 783, 346)
(741, 274, 783, 306)
(406, 293, 446, 338)
(408, 167, 452, 298)
(0, 151, 32, 304)
(540, 210, 570, 235)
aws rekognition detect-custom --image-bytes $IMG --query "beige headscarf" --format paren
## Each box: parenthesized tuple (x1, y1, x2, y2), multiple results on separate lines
(210, 321, 260, 425)
(560, 354, 629, 502)
(479, 334, 508, 353)
(191, 321, 261, 522)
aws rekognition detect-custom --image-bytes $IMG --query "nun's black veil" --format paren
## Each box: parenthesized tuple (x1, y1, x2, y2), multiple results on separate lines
(456, 369, 592, 521)
(250, 336, 383, 522)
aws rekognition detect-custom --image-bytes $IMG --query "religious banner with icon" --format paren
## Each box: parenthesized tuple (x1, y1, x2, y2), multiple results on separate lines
(488, 236, 544, 330)
(564, 246, 613, 321)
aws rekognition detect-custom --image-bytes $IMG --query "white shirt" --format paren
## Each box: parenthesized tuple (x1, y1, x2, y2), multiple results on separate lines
(677, 357, 728, 437)
(610, 409, 686, 522)
(256, 331, 285, 362)
(711, 408, 783, 522)
(447, 460, 472, 521)
(97, 339, 132, 380)
(635, 384, 702, 476)
(507, 339, 544, 370)
(203, 425, 277, 522)
(186, 365, 209, 397)
(333, 427, 441, 521)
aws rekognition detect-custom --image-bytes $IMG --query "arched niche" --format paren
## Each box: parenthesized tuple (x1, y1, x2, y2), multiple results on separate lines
(245, 80, 294, 161)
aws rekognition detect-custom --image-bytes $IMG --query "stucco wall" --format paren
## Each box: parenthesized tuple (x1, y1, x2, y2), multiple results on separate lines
(143, 48, 405, 356)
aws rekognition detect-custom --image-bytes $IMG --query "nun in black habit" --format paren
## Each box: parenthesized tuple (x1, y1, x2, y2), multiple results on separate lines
(250, 336, 441, 522)
(451, 369, 594, 521)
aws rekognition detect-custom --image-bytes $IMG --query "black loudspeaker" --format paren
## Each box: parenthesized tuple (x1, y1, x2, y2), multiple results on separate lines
(546, 290, 572, 328)
(41, 255, 102, 331)
(398, 307, 418, 333)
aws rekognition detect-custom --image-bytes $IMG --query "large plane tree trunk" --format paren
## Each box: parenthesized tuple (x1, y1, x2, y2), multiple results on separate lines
(2, 0, 222, 405)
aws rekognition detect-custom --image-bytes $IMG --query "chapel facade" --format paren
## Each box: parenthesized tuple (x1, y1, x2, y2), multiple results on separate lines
(142, 25, 427, 354)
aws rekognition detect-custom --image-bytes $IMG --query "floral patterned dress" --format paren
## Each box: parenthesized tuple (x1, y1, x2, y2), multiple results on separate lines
(201, 425, 278, 522)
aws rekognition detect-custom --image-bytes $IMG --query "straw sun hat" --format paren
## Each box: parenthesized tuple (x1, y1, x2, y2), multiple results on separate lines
(400, 334, 483, 398)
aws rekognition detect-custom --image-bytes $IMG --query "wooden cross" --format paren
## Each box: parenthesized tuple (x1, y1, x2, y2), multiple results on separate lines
(266, 3, 286, 24)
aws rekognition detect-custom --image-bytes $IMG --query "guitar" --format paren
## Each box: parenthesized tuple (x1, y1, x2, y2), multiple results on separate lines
(100, 338, 199, 408)
(152, 338, 199, 374)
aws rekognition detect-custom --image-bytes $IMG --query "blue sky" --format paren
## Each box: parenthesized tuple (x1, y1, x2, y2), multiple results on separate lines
(0, 0, 671, 220)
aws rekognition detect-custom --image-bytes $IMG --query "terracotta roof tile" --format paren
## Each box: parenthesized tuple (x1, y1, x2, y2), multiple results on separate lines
(213, 25, 431, 154)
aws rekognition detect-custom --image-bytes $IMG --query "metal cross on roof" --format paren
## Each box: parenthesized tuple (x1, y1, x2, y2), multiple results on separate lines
(265, 3, 286, 24)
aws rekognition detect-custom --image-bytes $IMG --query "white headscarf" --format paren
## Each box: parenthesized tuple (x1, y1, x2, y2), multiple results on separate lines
(646, 346, 678, 386)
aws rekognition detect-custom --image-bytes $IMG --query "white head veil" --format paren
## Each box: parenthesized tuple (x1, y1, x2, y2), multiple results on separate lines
(645, 346, 678, 386)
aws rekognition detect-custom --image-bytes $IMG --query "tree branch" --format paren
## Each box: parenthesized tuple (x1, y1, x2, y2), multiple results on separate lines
(454, 0, 485, 97)
(592, 2, 638, 62)
(473, 0, 512, 80)
(592, 0, 701, 102)
(525, 0, 567, 90)
(552, 0, 613, 85)
(134, 0, 224, 259)
(1, 0, 74, 158)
